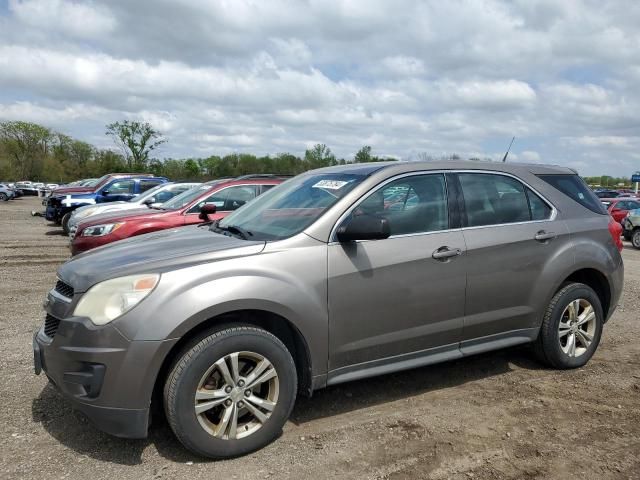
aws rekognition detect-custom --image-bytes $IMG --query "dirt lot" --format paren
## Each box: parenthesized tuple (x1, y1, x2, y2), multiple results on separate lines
(1, 196, 639, 480)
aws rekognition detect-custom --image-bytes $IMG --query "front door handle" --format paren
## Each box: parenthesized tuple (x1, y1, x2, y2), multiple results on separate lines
(432, 246, 462, 260)
(534, 230, 557, 242)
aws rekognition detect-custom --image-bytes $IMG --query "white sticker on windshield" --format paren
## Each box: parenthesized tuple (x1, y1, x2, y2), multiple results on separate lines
(313, 180, 349, 190)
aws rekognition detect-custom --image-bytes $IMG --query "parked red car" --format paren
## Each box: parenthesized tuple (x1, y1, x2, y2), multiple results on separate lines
(71, 175, 284, 255)
(601, 197, 640, 223)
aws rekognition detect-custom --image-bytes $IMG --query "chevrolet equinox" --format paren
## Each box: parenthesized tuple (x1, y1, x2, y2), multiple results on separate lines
(33, 161, 624, 458)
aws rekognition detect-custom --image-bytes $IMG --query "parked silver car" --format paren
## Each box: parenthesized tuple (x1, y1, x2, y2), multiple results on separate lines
(66, 182, 201, 236)
(34, 161, 624, 458)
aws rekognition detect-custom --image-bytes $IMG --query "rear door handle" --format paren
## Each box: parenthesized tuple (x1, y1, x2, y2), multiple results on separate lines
(534, 230, 557, 242)
(432, 247, 462, 260)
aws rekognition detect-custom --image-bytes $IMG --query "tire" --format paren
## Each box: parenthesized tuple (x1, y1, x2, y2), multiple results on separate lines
(61, 212, 72, 235)
(0, 193, 8, 201)
(534, 283, 603, 369)
(164, 326, 297, 459)
(632, 229, 640, 249)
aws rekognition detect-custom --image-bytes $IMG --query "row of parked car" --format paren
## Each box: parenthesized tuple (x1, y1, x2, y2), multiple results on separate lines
(33, 161, 625, 459)
(0, 180, 65, 199)
(38, 172, 288, 254)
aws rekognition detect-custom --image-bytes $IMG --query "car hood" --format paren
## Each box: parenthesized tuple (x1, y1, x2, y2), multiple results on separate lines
(76, 207, 171, 229)
(59, 225, 265, 292)
(52, 186, 95, 194)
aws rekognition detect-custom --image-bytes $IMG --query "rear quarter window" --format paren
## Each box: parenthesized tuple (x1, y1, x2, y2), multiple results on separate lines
(537, 175, 607, 214)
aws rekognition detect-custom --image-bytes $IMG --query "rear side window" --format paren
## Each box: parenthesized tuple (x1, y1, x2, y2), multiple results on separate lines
(537, 175, 607, 214)
(140, 179, 163, 192)
(458, 173, 530, 227)
(526, 188, 553, 220)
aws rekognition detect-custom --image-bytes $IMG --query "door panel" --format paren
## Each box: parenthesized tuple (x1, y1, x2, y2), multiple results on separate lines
(461, 220, 570, 340)
(457, 172, 571, 340)
(327, 172, 466, 371)
(328, 232, 467, 370)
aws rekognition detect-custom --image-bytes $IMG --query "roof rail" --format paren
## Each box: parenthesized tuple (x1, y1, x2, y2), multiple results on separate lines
(234, 174, 294, 180)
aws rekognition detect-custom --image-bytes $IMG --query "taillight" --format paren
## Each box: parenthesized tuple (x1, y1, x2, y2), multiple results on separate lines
(608, 217, 623, 252)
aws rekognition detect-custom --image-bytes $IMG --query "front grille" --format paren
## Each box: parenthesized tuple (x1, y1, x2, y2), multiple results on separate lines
(54, 279, 74, 299)
(44, 314, 61, 338)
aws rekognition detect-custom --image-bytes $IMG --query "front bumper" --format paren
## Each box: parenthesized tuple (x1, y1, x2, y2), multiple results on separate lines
(33, 293, 177, 438)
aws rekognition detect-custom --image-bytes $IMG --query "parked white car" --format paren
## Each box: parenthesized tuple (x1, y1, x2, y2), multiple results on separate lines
(66, 182, 200, 235)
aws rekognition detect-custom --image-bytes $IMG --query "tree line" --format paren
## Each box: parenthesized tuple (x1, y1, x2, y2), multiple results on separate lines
(0, 120, 392, 183)
(2, 120, 631, 185)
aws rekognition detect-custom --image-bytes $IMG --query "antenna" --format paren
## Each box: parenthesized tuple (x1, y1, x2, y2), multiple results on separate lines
(502, 137, 515, 162)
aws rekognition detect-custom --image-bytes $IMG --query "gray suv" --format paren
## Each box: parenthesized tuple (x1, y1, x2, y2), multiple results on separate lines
(33, 161, 624, 458)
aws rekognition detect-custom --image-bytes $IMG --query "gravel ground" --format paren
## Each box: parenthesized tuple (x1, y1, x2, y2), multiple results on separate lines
(1, 196, 639, 480)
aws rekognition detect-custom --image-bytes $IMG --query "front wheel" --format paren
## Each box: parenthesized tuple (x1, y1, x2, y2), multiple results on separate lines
(0, 193, 8, 201)
(534, 283, 603, 369)
(164, 326, 297, 458)
(61, 212, 72, 235)
(632, 229, 640, 249)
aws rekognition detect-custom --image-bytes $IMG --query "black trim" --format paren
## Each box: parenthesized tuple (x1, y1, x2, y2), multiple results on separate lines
(444, 172, 462, 229)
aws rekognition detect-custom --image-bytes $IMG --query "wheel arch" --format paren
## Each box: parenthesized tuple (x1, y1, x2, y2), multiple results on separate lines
(560, 268, 612, 321)
(151, 308, 314, 417)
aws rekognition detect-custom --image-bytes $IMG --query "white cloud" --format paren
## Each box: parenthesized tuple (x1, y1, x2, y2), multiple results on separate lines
(0, 0, 639, 174)
(8, 0, 116, 39)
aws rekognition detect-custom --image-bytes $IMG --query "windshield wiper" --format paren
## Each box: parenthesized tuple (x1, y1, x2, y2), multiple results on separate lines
(211, 222, 253, 240)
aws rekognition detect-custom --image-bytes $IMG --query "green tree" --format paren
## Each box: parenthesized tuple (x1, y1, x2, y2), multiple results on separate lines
(105, 120, 166, 170)
(183, 158, 201, 178)
(0, 121, 52, 179)
(354, 145, 372, 163)
(304, 143, 336, 169)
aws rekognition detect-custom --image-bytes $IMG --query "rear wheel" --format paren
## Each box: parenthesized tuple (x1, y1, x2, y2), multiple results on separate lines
(632, 229, 640, 249)
(61, 212, 72, 235)
(164, 326, 297, 458)
(535, 283, 603, 369)
(0, 193, 8, 201)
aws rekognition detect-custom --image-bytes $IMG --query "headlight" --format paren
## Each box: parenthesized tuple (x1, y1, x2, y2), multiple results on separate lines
(81, 223, 123, 237)
(73, 274, 160, 325)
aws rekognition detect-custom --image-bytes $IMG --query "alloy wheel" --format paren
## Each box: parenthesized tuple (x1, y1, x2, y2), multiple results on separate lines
(558, 299, 596, 358)
(194, 351, 279, 440)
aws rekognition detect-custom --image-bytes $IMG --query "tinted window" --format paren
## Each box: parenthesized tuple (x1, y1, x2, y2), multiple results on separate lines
(357, 174, 448, 235)
(538, 175, 607, 214)
(187, 185, 257, 213)
(140, 179, 162, 192)
(459, 173, 530, 227)
(526, 188, 552, 220)
(106, 179, 135, 194)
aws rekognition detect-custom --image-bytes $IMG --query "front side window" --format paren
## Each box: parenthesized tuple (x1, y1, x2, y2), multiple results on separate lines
(355, 174, 448, 236)
(162, 185, 213, 210)
(106, 179, 135, 194)
(459, 173, 531, 227)
(187, 185, 257, 213)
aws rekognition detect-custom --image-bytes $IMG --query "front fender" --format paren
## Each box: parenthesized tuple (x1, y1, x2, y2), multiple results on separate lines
(114, 243, 329, 377)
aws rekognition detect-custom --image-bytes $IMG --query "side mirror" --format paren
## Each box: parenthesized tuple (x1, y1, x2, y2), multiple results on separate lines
(143, 197, 156, 206)
(199, 203, 217, 221)
(336, 214, 390, 242)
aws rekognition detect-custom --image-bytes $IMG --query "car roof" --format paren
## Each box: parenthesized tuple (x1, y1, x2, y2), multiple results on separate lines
(314, 160, 575, 176)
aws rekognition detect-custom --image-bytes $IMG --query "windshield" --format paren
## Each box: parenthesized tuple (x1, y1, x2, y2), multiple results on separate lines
(131, 183, 167, 203)
(161, 184, 213, 210)
(218, 173, 365, 241)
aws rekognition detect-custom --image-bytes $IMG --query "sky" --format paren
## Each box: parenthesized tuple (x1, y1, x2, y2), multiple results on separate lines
(0, 0, 639, 176)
